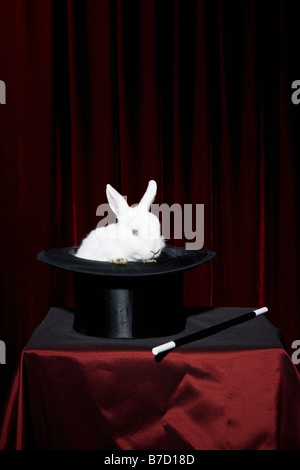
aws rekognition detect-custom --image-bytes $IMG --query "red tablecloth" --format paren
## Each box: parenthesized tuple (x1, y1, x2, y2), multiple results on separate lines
(1, 307, 300, 450)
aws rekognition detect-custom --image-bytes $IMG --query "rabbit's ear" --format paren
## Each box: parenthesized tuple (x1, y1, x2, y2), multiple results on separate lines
(106, 184, 129, 218)
(139, 180, 157, 210)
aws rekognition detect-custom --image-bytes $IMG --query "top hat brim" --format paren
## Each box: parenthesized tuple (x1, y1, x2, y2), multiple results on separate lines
(37, 246, 216, 278)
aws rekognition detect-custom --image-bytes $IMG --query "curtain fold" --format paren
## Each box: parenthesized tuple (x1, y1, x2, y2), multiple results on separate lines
(0, 0, 299, 410)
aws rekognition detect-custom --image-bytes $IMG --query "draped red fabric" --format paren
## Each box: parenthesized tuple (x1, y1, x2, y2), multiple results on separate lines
(1, 347, 298, 450)
(0, 0, 299, 411)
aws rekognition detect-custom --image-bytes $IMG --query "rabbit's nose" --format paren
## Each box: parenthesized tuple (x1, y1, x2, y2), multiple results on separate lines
(151, 249, 160, 255)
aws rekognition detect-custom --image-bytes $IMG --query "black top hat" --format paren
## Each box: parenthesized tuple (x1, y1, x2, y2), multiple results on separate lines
(37, 245, 216, 339)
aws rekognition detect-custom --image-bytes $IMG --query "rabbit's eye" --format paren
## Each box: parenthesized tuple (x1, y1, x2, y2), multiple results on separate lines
(132, 229, 139, 236)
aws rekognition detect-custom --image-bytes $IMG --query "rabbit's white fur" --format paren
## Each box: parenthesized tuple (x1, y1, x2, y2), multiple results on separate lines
(76, 180, 165, 263)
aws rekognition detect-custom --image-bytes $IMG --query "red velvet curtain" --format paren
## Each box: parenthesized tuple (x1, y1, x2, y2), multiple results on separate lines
(0, 0, 299, 408)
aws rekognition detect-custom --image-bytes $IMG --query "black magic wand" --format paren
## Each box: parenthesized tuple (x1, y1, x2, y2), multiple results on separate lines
(152, 307, 268, 356)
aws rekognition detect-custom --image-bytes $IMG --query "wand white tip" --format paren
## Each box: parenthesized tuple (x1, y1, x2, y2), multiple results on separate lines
(152, 341, 176, 356)
(254, 307, 268, 316)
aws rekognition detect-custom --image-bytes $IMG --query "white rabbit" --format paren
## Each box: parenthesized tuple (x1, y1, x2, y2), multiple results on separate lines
(75, 180, 165, 263)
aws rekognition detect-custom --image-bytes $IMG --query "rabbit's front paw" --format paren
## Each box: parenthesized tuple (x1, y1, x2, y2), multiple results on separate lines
(111, 258, 128, 264)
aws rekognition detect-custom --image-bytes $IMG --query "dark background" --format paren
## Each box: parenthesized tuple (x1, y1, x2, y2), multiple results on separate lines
(0, 0, 299, 413)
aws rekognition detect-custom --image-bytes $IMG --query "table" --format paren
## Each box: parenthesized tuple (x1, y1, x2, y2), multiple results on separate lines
(1, 306, 300, 450)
